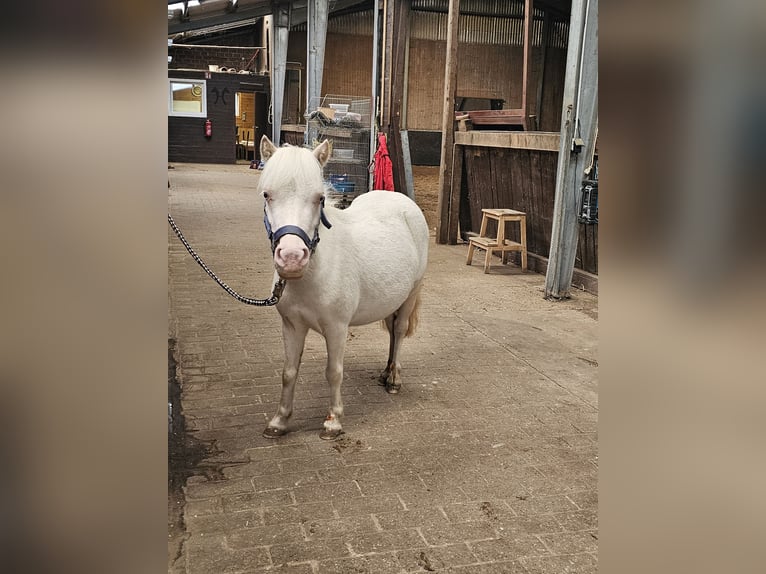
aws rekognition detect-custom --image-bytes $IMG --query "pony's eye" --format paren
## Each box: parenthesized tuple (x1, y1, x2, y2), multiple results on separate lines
(262, 191, 271, 201)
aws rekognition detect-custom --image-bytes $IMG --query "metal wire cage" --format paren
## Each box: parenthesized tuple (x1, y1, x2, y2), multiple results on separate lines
(306, 95, 372, 208)
(578, 179, 598, 225)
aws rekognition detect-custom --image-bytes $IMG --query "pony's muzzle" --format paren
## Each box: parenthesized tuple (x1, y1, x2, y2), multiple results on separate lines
(274, 236, 310, 279)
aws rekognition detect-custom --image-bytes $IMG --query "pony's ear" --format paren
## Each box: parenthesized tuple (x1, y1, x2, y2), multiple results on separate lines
(313, 139, 332, 167)
(260, 136, 278, 162)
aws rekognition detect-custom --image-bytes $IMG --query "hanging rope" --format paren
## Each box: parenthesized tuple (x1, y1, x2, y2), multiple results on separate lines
(168, 214, 285, 306)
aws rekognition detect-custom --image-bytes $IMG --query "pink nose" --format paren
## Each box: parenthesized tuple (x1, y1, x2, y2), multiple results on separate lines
(274, 242, 310, 278)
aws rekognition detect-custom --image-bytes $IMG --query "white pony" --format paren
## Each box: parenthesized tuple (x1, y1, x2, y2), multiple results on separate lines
(258, 136, 429, 439)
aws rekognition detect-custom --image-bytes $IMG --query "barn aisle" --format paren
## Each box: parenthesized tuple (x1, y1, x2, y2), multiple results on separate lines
(168, 163, 598, 574)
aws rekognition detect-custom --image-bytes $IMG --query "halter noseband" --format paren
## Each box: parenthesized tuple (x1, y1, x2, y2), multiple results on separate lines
(263, 196, 332, 254)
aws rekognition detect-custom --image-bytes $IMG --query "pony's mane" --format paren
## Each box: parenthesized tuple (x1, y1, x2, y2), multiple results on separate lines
(259, 145, 325, 196)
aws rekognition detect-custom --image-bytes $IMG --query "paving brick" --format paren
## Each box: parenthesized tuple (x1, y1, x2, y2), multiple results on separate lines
(332, 493, 404, 517)
(469, 536, 550, 562)
(565, 490, 598, 512)
(315, 463, 386, 483)
(222, 489, 294, 512)
(185, 477, 254, 500)
(374, 507, 450, 530)
(508, 494, 581, 516)
(554, 510, 598, 532)
(418, 522, 500, 546)
(502, 514, 569, 538)
(396, 544, 479, 571)
(292, 479, 363, 504)
(226, 523, 306, 548)
(245, 442, 314, 461)
(346, 528, 426, 555)
(251, 470, 320, 492)
(443, 560, 527, 573)
(519, 552, 598, 574)
(184, 535, 270, 573)
(537, 531, 598, 555)
(185, 509, 263, 533)
(262, 501, 336, 526)
(278, 455, 345, 473)
(250, 564, 315, 574)
(441, 500, 515, 524)
(185, 497, 224, 517)
(316, 553, 403, 574)
(303, 515, 379, 540)
(269, 538, 351, 565)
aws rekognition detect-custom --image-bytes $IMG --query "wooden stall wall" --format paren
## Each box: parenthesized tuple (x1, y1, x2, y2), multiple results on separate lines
(407, 40, 520, 130)
(406, 40, 567, 131)
(461, 146, 598, 275)
(322, 34, 374, 98)
(286, 30, 373, 121)
(538, 46, 568, 132)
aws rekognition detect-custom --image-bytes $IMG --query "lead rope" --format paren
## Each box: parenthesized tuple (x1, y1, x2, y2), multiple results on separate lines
(168, 213, 285, 306)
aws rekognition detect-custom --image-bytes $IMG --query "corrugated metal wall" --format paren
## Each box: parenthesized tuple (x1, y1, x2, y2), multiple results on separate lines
(412, 0, 526, 18)
(411, 10, 548, 46)
(292, 4, 569, 47)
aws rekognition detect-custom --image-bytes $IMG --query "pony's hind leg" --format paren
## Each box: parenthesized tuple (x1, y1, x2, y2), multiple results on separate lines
(263, 319, 308, 438)
(320, 324, 348, 440)
(380, 285, 422, 394)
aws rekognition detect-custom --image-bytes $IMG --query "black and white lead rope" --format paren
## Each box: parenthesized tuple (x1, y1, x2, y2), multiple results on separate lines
(168, 213, 285, 306)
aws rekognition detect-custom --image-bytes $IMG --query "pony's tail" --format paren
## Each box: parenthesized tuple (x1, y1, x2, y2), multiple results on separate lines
(380, 288, 422, 338)
(405, 291, 421, 338)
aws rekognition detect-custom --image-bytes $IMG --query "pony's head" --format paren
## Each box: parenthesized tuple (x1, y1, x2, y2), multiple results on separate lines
(258, 136, 333, 279)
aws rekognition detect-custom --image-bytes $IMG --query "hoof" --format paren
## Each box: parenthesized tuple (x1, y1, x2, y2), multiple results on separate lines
(262, 426, 288, 439)
(319, 428, 344, 440)
(385, 383, 401, 394)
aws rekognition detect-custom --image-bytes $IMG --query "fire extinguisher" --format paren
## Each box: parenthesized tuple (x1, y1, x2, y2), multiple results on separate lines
(204, 119, 212, 138)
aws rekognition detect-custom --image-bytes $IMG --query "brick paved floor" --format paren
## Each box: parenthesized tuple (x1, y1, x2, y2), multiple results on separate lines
(168, 163, 598, 574)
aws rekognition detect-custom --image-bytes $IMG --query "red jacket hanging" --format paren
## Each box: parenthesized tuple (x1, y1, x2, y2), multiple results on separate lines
(372, 133, 395, 191)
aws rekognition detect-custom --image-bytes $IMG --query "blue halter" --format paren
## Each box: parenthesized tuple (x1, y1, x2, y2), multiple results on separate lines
(263, 196, 332, 254)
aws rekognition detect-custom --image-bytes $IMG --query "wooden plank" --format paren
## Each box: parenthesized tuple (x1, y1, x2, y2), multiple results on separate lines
(521, 0, 533, 130)
(462, 109, 525, 125)
(435, 0, 461, 244)
(447, 143, 463, 244)
(465, 148, 487, 233)
(540, 150, 557, 250)
(528, 150, 544, 257)
(508, 148, 525, 251)
(456, 89, 505, 100)
(517, 149, 532, 256)
(388, 0, 411, 195)
(381, 0, 395, 129)
(400, 130, 415, 201)
(488, 148, 500, 224)
(454, 131, 560, 151)
(535, 10, 551, 130)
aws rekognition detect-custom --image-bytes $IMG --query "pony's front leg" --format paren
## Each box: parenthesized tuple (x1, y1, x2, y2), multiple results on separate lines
(263, 318, 308, 438)
(319, 325, 348, 440)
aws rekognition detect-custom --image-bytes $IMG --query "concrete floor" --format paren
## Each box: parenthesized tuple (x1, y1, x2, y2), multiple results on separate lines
(168, 163, 598, 573)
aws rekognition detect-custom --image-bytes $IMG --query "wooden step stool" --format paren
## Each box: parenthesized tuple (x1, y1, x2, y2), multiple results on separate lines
(466, 208, 528, 273)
